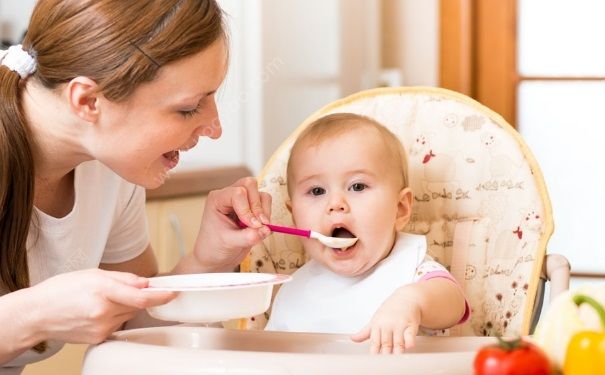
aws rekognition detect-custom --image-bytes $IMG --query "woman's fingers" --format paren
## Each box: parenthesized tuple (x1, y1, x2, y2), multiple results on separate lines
(103, 279, 176, 310)
(211, 186, 261, 228)
(226, 226, 269, 250)
(210, 185, 271, 244)
(214, 177, 272, 227)
(233, 177, 268, 223)
(101, 270, 148, 288)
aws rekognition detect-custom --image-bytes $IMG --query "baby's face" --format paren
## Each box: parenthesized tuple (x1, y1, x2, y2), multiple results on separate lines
(288, 128, 410, 277)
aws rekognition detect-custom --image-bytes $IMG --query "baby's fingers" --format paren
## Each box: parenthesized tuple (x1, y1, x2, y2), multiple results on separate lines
(380, 327, 394, 354)
(370, 327, 381, 354)
(350, 324, 371, 343)
(403, 324, 418, 350)
(393, 327, 406, 354)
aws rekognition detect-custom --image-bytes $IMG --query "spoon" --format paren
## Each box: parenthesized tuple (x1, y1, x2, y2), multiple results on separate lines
(237, 220, 358, 249)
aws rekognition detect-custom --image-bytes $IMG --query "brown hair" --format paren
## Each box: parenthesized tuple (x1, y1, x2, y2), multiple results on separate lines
(0, 0, 224, 352)
(286, 113, 410, 196)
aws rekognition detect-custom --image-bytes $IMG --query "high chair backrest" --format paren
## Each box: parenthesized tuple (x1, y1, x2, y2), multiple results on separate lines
(242, 87, 553, 337)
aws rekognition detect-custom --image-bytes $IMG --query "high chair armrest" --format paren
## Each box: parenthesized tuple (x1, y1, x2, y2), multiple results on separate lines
(530, 254, 571, 333)
(540, 253, 571, 300)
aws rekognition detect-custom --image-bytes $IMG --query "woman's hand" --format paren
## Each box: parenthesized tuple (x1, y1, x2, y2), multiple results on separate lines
(28, 269, 175, 344)
(351, 290, 422, 354)
(191, 177, 272, 273)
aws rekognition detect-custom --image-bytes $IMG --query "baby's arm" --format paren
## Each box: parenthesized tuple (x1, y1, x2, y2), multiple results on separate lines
(351, 260, 467, 354)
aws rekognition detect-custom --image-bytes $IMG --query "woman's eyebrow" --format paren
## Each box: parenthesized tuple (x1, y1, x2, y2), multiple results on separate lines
(170, 90, 217, 105)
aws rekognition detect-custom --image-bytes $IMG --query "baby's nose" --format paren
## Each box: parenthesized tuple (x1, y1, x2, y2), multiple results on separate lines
(327, 197, 349, 213)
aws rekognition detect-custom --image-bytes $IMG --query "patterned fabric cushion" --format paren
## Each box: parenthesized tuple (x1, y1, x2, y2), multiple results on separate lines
(240, 87, 553, 336)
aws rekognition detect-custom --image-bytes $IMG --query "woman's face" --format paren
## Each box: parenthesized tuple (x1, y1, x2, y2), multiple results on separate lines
(93, 39, 228, 188)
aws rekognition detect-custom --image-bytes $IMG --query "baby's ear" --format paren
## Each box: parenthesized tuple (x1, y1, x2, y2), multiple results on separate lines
(285, 199, 293, 213)
(395, 188, 413, 231)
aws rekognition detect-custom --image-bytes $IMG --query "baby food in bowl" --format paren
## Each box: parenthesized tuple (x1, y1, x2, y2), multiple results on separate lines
(145, 273, 291, 323)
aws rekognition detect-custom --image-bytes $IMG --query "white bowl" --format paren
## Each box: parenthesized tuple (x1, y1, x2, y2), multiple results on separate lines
(145, 273, 291, 323)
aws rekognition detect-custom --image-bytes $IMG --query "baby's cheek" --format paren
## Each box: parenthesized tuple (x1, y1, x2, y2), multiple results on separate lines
(293, 206, 319, 228)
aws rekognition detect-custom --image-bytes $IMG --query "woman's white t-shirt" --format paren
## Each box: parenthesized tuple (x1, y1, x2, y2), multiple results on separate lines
(2, 160, 149, 373)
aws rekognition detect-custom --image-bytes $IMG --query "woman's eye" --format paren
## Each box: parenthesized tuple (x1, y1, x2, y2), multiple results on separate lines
(179, 98, 205, 118)
(179, 102, 202, 118)
(350, 183, 367, 192)
(309, 187, 325, 196)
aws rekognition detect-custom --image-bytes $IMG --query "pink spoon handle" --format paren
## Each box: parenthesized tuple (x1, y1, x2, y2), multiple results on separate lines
(265, 223, 311, 238)
(237, 220, 311, 238)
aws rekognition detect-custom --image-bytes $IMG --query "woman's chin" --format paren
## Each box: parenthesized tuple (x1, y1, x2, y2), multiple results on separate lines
(148, 172, 170, 189)
(130, 169, 170, 190)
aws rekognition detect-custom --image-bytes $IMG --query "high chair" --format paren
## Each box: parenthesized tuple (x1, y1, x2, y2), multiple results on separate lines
(81, 87, 571, 375)
(240, 86, 570, 337)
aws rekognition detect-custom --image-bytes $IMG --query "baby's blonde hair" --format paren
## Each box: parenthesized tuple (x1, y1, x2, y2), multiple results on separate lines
(286, 113, 409, 196)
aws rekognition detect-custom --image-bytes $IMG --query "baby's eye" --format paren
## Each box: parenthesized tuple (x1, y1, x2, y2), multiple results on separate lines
(349, 183, 367, 192)
(309, 187, 325, 196)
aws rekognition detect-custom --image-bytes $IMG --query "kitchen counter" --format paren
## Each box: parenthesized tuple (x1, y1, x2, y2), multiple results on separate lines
(146, 165, 252, 201)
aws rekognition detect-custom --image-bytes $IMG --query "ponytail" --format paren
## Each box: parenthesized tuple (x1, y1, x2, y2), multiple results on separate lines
(0, 66, 35, 293)
(0, 60, 40, 352)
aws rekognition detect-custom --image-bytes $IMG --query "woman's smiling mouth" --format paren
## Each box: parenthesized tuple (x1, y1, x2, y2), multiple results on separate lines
(161, 150, 180, 170)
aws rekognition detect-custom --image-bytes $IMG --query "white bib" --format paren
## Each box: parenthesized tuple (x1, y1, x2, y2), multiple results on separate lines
(266, 232, 427, 334)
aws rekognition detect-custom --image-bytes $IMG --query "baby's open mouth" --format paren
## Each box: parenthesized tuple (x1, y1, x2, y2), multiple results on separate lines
(331, 227, 357, 252)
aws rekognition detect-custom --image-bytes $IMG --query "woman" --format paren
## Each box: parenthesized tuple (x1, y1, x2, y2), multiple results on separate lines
(0, 0, 271, 370)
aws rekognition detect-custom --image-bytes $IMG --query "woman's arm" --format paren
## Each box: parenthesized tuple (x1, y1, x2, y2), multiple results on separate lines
(0, 288, 45, 364)
(0, 269, 174, 365)
(100, 245, 159, 277)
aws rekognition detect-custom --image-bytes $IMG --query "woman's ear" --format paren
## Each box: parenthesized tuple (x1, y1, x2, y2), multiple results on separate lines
(65, 76, 101, 123)
(395, 187, 413, 231)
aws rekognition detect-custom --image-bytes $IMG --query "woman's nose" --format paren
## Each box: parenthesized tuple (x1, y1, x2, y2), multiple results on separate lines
(198, 98, 222, 139)
(326, 195, 349, 214)
(204, 118, 222, 139)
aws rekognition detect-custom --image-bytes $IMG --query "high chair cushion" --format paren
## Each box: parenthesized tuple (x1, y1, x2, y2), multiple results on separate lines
(241, 87, 553, 337)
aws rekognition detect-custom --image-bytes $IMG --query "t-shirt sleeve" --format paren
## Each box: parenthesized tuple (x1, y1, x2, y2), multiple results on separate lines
(413, 255, 470, 324)
(101, 184, 150, 264)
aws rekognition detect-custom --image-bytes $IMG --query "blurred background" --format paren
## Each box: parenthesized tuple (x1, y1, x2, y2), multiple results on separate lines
(2, 0, 605, 321)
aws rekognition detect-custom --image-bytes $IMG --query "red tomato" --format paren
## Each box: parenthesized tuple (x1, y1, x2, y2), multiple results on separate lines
(473, 337, 551, 375)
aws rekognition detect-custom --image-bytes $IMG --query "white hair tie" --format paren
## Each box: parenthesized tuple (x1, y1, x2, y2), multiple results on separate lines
(0, 44, 37, 79)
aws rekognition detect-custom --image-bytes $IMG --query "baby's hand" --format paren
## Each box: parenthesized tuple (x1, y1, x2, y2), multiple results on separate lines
(350, 292, 422, 354)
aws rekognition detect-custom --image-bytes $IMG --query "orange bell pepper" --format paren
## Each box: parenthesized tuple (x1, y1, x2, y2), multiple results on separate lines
(563, 294, 605, 375)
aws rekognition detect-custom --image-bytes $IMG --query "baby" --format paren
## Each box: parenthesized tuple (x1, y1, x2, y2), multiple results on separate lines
(265, 113, 469, 354)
